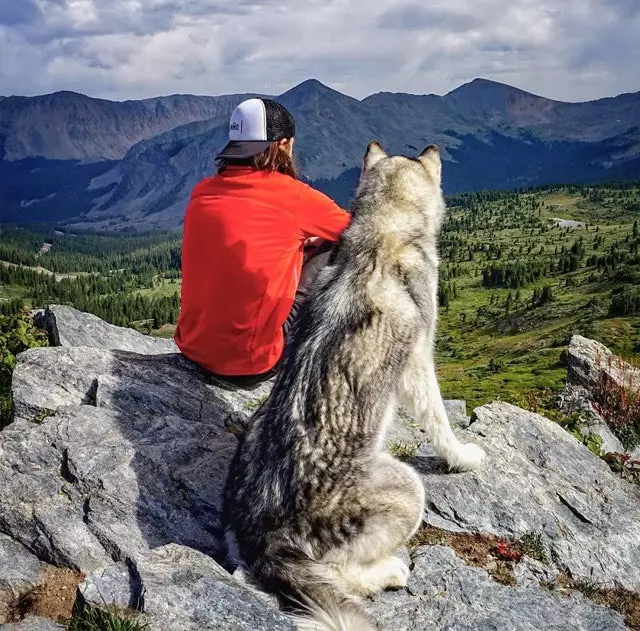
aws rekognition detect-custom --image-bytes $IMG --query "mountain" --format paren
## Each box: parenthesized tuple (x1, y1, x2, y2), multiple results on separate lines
(1, 79, 639, 230)
(0, 90, 263, 161)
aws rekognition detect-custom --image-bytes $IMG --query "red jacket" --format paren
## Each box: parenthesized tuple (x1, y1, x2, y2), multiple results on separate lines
(175, 167, 350, 376)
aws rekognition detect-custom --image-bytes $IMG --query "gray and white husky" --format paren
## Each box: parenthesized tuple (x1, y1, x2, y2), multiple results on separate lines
(222, 141, 485, 630)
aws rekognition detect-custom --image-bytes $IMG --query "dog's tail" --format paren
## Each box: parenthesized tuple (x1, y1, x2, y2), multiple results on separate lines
(255, 551, 375, 631)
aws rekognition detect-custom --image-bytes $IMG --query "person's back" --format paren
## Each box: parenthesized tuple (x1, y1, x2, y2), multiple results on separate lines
(175, 98, 350, 380)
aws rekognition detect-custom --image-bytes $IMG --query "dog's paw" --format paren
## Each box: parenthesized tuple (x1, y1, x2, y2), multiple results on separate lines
(378, 555, 411, 590)
(449, 442, 485, 472)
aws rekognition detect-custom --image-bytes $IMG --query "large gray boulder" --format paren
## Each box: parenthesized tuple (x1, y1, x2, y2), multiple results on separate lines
(562, 335, 640, 393)
(6, 346, 271, 569)
(1, 308, 638, 629)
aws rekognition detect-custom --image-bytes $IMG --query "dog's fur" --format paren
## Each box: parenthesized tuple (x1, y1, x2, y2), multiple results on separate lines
(222, 141, 486, 630)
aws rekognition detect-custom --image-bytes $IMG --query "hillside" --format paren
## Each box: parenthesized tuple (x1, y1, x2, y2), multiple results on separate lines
(1, 79, 639, 229)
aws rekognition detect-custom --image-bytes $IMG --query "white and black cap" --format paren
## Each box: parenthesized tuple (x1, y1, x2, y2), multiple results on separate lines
(216, 98, 296, 160)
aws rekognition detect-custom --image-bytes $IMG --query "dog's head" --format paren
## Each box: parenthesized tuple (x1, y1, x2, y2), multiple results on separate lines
(353, 141, 445, 228)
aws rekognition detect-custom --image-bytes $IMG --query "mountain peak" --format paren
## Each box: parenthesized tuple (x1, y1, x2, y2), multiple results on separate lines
(292, 78, 333, 92)
(445, 77, 531, 98)
(279, 78, 361, 108)
(281, 78, 350, 100)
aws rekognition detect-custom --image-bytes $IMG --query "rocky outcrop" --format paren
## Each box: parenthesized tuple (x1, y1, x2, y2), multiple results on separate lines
(419, 402, 640, 591)
(1, 308, 638, 629)
(559, 334, 640, 454)
(562, 335, 639, 393)
(79, 544, 295, 631)
(34, 305, 178, 354)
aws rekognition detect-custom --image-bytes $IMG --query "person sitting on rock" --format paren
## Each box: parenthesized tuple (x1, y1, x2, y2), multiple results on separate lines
(175, 97, 351, 388)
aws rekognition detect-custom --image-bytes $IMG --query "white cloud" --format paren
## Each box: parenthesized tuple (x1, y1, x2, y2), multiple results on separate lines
(0, 0, 638, 101)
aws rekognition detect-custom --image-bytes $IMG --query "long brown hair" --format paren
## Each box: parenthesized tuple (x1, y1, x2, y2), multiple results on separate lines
(216, 142, 298, 178)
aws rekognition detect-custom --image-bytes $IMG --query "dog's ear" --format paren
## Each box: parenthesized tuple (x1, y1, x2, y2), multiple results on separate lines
(363, 141, 386, 171)
(418, 144, 441, 183)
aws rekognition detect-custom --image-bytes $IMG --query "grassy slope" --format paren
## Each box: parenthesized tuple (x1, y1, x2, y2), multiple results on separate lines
(435, 186, 639, 409)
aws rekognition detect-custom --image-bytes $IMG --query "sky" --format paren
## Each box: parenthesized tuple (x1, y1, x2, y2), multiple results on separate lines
(0, 0, 639, 102)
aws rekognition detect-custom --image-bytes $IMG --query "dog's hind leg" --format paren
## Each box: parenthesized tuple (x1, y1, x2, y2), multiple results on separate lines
(321, 454, 424, 597)
(400, 334, 485, 472)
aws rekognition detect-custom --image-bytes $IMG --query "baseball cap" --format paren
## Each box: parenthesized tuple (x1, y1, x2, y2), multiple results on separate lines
(216, 98, 296, 160)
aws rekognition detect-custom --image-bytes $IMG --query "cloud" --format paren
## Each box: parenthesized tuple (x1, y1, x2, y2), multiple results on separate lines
(0, 0, 638, 102)
(377, 5, 480, 33)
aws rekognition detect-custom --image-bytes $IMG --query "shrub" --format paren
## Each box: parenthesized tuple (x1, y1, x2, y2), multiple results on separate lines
(592, 354, 640, 450)
(388, 440, 421, 461)
(67, 605, 148, 631)
(1, 309, 49, 427)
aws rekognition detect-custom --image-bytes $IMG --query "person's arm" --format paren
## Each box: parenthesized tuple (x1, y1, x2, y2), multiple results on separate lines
(295, 182, 351, 242)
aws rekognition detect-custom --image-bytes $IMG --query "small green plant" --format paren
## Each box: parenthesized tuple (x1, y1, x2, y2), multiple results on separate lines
(602, 452, 640, 485)
(242, 393, 268, 412)
(556, 413, 604, 457)
(388, 440, 421, 461)
(583, 433, 604, 457)
(67, 605, 148, 631)
(1, 309, 49, 428)
(573, 577, 606, 599)
(519, 531, 549, 564)
(31, 408, 56, 425)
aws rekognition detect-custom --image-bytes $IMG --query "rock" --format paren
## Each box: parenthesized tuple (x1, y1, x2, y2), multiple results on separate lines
(0, 535, 43, 623)
(80, 545, 293, 630)
(2, 309, 639, 629)
(34, 304, 177, 354)
(562, 335, 640, 393)
(559, 335, 639, 453)
(0, 616, 65, 630)
(557, 383, 625, 453)
(5, 346, 273, 571)
(579, 410, 625, 454)
(366, 546, 627, 630)
(443, 399, 471, 428)
(415, 401, 640, 592)
(78, 562, 133, 610)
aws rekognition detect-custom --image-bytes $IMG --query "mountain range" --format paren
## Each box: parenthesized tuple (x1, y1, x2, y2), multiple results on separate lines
(1, 78, 639, 230)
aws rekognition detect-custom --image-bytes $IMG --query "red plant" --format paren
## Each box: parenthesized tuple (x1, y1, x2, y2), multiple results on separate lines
(592, 353, 640, 450)
(495, 541, 522, 562)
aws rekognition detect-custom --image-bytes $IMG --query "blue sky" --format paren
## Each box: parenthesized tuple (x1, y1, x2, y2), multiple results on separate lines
(0, 0, 638, 101)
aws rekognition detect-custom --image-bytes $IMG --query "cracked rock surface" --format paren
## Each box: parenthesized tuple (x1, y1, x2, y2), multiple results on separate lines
(1, 307, 638, 629)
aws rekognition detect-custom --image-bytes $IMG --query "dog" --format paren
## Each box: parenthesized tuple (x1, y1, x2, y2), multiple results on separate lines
(222, 141, 486, 630)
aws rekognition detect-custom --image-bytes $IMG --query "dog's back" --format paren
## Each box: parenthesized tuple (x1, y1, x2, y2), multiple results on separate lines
(223, 142, 484, 630)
